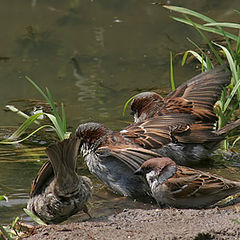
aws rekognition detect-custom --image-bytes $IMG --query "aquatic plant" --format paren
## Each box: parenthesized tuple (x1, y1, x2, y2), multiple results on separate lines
(0, 215, 34, 240)
(1, 77, 70, 144)
(161, 6, 240, 149)
(163, 6, 240, 133)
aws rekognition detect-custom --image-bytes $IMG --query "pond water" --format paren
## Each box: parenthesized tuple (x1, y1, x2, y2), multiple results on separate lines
(0, 0, 240, 225)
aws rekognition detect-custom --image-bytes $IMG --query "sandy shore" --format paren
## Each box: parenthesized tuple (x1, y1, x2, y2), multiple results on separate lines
(25, 204, 240, 240)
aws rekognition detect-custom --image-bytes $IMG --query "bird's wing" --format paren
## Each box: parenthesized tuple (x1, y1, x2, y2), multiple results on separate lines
(121, 113, 195, 149)
(30, 160, 53, 197)
(96, 145, 160, 171)
(166, 166, 233, 199)
(162, 66, 231, 122)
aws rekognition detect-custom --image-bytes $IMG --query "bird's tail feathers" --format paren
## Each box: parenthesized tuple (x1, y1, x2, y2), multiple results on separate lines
(45, 136, 80, 195)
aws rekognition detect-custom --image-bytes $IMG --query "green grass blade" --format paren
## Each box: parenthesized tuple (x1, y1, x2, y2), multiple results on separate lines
(45, 88, 63, 127)
(122, 94, 138, 116)
(6, 113, 44, 140)
(213, 42, 237, 82)
(213, 41, 239, 104)
(0, 125, 55, 144)
(5, 105, 40, 125)
(232, 136, 240, 147)
(45, 113, 65, 140)
(0, 225, 13, 240)
(181, 51, 189, 66)
(234, 10, 240, 16)
(25, 76, 49, 103)
(223, 80, 240, 113)
(186, 37, 213, 69)
(171, 17, 238, 41)
(184, 15, 224, 65)
(236, 30, 240, 59)
(0, 195, 8, 201)
(184, 50, 208, 68)
(61, 103, 66, 133)
(163, 5, 215, 23)
(26, 77, 65, 136)
(11, 217, 19, 230)
(169, 51, 175, 91)
(204, 22, 240, 29)
(23, 208, 47, 226)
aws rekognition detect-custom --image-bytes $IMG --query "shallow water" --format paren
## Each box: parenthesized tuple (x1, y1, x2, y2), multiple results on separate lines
(0, 0, 240, 225)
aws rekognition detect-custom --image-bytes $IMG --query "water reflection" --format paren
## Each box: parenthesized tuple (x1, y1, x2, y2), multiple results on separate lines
(0, 0, 240, 225)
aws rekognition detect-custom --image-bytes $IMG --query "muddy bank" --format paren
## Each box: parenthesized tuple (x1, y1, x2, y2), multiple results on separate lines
(26, 205, 240, 240)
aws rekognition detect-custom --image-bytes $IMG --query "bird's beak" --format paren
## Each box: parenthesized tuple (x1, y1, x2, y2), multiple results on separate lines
(134, 168, 144, 175)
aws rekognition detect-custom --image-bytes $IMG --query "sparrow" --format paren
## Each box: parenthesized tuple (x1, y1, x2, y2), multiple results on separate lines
(27, 136, 93, 224)
(134, 157, 240, 208)
(75, 114, 240, 198)
(130, 66, 231, 123)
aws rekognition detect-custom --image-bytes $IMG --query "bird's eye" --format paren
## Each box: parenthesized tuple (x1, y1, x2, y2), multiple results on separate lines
(145, 166, 152, 173)
(130, 110, 135, 115)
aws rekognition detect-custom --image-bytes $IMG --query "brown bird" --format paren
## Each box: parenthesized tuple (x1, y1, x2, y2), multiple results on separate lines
(134, 157, 240, 208)
(130, 66, 231, 123)
(27, 136, 93, 224)
(75, 114, 240, 198)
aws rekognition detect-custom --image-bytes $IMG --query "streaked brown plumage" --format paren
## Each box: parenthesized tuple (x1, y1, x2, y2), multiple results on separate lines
(130, 66, 231, 123)
(135, 157, 240, 208)
(27, 137, 93, 224)
(75, 114, 240, 198)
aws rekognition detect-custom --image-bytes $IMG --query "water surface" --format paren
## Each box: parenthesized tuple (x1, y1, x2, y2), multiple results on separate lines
(0, 0, 240, 225)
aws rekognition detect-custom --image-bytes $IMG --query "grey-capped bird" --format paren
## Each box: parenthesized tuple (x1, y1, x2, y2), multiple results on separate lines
(134, 157, 240, 208)
(27, 136, 93, 224)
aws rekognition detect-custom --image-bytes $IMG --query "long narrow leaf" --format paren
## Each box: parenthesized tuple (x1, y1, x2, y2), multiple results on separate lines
(234, 10, 240, 16)
(61, 103, 66, 132)
(163, 5, 215, 23)
(223, 80, 240, 113)
(45, 87, 61, 122)
(122, 94, 138, 116)
(184, 15, 224, 65)
(0, 195, 8, 201)
(204, 22, 240, 29)
(7, 113, 44, 140)
(236, 30, 240, 59)
(5, 105, 40, 125)
(23, 208, 47, 226)
(184, 50, 207, 68)
(171, 17, 238, 41)
(186, 37, 213, 69)
(45, 113, 65, 140)
(0, 125, 55, 144)
(213, 42, 238, 83)
(11, 217, 19, 230)
(25, 76, 49, 103)
(169, 52, 175, 91)
(0, 225, 13, 240)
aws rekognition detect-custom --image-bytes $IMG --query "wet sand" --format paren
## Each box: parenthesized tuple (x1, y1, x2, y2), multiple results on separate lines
(25, 204, 240, 240)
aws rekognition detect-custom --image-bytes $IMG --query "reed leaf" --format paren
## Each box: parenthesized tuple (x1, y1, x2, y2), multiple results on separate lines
(170, 17, 238, 41)
(182, 50, 208, 68)
(204, 22, 240, 29)
(163, 5, 215, 23)
(6, 113, 44, 140)
(122, 94, 138, 116)
(23, 208, 47, 226)
(170, 51, 175, 91)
